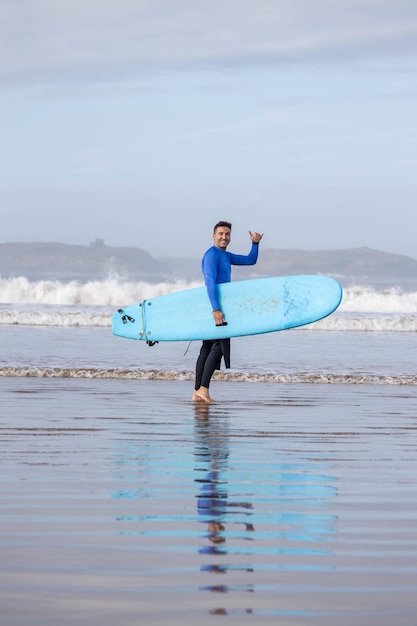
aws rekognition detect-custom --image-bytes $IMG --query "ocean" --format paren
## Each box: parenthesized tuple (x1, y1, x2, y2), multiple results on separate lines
(1, 273, 417, 625)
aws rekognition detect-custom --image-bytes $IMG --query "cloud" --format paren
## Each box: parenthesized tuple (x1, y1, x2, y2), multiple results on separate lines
(1, 0, 417, 85)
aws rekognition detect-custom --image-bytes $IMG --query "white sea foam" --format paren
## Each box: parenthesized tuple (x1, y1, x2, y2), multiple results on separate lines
(0, 366, 415, 385)
(0, 275, 202, 306)
(341, 284, 417, 313)
(0, 308, 111, 327)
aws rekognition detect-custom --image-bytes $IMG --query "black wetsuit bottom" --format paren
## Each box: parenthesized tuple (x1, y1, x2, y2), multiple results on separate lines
(194, 339, 230, 389)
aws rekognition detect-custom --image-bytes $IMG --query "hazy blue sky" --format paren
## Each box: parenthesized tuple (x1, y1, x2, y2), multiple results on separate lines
(1, 0, 416, 258)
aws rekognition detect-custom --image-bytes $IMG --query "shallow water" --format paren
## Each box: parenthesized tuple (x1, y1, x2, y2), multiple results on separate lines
(1, 377, 417, 625)
(1, 326, 417, 384)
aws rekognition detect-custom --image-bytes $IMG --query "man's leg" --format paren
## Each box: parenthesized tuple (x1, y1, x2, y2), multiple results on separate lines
(193, 341, 222, 403)
(200, 341, 222, 388)
(192, 341, 213, 402)
(194, 341, 213, 390)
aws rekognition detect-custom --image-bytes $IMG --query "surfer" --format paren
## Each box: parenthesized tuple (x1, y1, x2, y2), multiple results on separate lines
(192, 221, 263, 403)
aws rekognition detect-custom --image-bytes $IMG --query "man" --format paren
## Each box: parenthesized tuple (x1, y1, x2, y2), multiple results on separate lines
(192, 221, 263, 403)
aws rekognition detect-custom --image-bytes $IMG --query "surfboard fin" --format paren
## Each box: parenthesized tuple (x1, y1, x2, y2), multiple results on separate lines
(117, 308, 135, 324)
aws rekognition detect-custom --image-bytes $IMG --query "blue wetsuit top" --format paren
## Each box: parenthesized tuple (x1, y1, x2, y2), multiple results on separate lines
(201, 243, 259, 311)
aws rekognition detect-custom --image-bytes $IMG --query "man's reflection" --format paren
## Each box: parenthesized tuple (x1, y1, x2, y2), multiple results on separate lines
(194, 406, 255, 595)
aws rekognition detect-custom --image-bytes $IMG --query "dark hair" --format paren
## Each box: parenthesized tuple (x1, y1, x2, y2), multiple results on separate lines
(213, 221, 232, 233)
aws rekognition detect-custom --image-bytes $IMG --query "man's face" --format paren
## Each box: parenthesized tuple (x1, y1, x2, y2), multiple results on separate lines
(213, 226, 231, 250)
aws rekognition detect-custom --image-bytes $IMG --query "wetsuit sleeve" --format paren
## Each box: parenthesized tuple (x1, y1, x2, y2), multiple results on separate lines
(202, 247, 221, 310)
(228, 242, 259, 266)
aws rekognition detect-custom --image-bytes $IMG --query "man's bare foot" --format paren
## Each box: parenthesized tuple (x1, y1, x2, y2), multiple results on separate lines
(192, 386, 212, 403)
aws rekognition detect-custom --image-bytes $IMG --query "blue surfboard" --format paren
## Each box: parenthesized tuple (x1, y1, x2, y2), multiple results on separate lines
(112, 275, 342, 342)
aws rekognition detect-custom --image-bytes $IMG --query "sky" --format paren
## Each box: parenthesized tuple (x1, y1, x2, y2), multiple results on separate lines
(1, 0, 416, 259)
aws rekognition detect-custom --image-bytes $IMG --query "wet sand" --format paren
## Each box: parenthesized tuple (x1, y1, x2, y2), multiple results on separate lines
(1, 378, 417, 625)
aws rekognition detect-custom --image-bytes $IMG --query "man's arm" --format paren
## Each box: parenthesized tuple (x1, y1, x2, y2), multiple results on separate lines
(202, 248, 229, 326)
(228, 231, 264, 266)
(202, 247, 221, 312)
(202, 248, 225, 325)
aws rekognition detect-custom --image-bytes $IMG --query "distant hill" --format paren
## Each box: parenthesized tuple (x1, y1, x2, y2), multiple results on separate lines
(0, 240, 169, 280)
(0, 240, 416, 282)
(247, 247, 417, 280)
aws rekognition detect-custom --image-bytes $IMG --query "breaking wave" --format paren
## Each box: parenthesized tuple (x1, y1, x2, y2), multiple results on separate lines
(0, 275, 201, 306)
